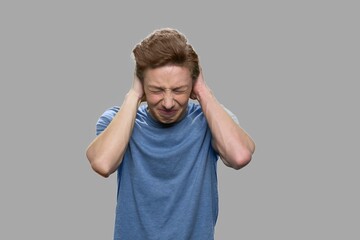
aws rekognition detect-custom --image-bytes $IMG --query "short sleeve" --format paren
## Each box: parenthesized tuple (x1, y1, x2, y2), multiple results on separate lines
(95, 106, 120, 136)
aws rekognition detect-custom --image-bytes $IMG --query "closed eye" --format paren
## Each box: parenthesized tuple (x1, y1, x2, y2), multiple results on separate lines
(173, 87, 188, 94)
(148, 87, 163, 94)
(150, 90, 163, 94)
(147, 86, 189, 95)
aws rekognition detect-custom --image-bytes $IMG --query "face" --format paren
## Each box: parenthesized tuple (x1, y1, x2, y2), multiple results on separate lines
(143, 65, 193, 124)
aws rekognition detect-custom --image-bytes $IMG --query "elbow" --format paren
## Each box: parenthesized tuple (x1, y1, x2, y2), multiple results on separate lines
(90, 161, 112, 178)
(86, 149, 113, 178)
(221, 138, 255, 170)
(232, 141, 256, 170)
(230, 150, 253, 170)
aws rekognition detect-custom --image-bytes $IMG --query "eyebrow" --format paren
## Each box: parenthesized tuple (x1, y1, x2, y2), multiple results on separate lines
(147, 85, 162, 89)
(147, 85, 189, 90)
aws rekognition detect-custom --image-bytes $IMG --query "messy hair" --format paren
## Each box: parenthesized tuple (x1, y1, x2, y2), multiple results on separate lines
(132, 28, 200, 82)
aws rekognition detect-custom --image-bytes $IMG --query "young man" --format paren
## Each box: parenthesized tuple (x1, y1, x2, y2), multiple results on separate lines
(86, 28, 255, 240)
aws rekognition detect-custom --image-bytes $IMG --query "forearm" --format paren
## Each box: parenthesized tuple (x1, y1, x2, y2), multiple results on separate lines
(86, 89, 141, 177)
(197, 87, 255, 169)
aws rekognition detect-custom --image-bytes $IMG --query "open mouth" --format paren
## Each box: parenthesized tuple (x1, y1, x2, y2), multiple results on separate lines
(158, 109, 177, 117)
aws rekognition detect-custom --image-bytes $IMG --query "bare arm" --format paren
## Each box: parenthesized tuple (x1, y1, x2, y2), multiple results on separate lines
(86, 76, 144, 177)
(191, 70, 255, 170)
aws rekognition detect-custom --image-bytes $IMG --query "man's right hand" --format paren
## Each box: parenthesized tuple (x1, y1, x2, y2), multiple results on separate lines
(132, 74, 146, 102)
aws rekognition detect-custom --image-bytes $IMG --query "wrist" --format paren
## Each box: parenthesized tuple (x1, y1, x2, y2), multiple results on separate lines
(195, 85, 213, 103)
(128, 89, 143, 103)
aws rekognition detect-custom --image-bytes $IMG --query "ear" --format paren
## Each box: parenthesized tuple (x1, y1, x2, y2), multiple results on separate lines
(190, 87, 197, 100)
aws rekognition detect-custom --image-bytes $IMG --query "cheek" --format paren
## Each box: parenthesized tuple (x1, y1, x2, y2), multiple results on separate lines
(174, 96, 189, 106)
(145, 94, 162, 105)
(175, 95, 191, 105)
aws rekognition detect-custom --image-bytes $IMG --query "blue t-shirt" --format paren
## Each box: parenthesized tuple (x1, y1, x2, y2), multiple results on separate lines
(96, 102, 220, 240)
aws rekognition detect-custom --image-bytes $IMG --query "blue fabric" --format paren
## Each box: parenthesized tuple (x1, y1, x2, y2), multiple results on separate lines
(96, 102, 221, 240)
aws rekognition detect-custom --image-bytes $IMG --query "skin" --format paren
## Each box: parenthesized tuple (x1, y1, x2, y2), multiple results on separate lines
(192, 69, 255, 169)
(86, 64, 255, 177)
(143, 65, 193, 124)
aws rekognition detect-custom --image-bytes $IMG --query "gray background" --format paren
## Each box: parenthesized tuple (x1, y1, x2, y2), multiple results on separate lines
(1, 0, 359, 239)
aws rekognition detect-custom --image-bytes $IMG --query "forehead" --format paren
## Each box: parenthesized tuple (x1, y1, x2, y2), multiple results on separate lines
(144, 65, 192, 87)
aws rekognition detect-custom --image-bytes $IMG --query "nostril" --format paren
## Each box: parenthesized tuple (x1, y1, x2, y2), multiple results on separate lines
(162, 97, 175, 109)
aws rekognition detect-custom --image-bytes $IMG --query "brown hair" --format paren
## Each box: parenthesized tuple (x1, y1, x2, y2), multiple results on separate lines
(132, 28, 200, 81)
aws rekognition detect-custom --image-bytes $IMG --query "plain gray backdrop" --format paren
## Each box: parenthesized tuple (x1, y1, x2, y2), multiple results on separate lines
(1, 0, 359, 239)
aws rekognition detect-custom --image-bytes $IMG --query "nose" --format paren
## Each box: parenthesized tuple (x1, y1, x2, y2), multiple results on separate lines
(162, 91, 175, 109)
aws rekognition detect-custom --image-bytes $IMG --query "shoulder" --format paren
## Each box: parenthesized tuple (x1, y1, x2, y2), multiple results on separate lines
(98, 106, 120, 123)
(95, 106, 120, 135)
(185, 101, 206, 125)
(187, 101, 203, 116)
(101, 106, 120, 118)
(187, 101, 239, 124)
(135, 103, 150, 124)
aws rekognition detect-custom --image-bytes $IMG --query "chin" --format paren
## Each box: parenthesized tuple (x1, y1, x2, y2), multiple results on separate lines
(157, 114, 181, 125)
